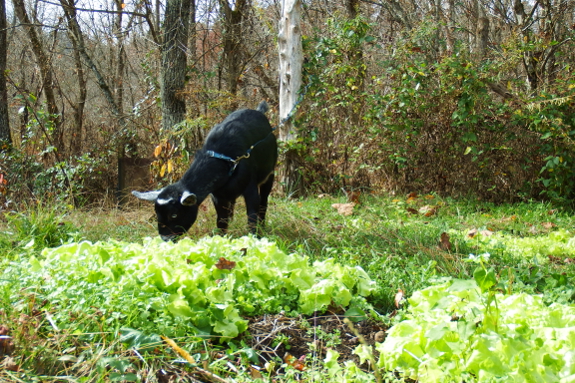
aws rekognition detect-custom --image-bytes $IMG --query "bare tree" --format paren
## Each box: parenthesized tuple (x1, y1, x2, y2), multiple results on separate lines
(476, 7, 490, 58)
(161, 0, 192, 131)
(12, 0, 61, 151)
(59, 0, 87, 155)
(0, 0, 10, 147)
(218, 0, 249, 99)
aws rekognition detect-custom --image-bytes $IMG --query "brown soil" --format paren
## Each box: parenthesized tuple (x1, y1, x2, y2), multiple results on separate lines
(246, 313, 388, 367)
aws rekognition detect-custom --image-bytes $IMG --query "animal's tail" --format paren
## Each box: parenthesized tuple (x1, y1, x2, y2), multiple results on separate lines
(256, 101, 269, 114)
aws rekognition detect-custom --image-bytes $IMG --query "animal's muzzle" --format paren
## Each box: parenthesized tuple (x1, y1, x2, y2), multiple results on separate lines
(161, 234, 180, 242)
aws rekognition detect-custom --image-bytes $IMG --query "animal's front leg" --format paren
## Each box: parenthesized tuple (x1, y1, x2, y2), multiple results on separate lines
(212, 195, 235, 233)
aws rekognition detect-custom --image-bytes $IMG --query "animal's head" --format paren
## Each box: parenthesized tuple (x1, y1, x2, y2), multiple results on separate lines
(132, 186, 198, 241)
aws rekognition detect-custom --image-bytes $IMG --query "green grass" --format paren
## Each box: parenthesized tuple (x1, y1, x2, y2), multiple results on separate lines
(1, 193, 575, 382)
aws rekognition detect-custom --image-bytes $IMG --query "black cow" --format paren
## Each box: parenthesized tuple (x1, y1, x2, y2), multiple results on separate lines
(133, 101, 278, 241)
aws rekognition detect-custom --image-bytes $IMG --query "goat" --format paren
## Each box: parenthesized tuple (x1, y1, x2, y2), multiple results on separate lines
(133, 101, 278, 241)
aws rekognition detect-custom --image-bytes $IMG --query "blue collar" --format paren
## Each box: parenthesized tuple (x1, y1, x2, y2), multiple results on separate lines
(206, 150, 251, 176)
(205, 131, 272, 175)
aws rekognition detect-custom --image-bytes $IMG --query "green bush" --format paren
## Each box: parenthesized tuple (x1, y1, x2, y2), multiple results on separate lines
(294, 15, 575, 202)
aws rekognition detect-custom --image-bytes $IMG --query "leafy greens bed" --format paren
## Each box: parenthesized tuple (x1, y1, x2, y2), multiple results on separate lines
(378, 279, 575, 383)
(5, 232, 575, 382)
(24, 236, 375, 339)
(461, 228, 575, 263)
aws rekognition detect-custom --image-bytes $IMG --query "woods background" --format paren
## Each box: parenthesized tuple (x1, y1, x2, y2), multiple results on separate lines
(0, 0, 574, 206)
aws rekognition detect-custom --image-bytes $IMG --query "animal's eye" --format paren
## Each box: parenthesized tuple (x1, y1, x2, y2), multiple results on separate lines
(171, 214, 178, 219)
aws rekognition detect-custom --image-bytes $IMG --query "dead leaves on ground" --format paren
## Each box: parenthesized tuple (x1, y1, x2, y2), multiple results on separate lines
(548, 255, 575, 265)
(439, 232, 452, 251)
(400, 192, 441, 218)
(0, 325, 14, 358)
(331, 189, 361, 216)
(467, 228, 494, 238)
(332, 202, 357, 216)
(284, 353, 306, 371)
(0, 325, 17, 373)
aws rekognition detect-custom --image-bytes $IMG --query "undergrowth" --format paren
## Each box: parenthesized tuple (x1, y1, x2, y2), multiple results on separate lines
(1, 194, 575, 381)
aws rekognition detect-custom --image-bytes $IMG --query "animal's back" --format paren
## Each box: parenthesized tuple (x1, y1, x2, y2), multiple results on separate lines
(205, 108, 272, 154)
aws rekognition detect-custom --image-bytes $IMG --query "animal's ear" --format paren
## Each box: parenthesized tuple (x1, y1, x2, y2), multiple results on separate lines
(132, 190, 162, 202)
(181, 190, 197, 206)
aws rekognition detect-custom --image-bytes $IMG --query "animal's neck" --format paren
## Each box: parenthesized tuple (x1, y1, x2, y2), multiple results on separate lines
(180, 153, 231, 200)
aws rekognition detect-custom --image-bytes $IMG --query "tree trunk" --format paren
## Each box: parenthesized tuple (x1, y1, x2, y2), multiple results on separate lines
(513, 0, 539, 90)
(161, 0, 191, 131)
(278, 0, 303, 196)
(219, 0, 247, 98)
(12, 0, 61, 151)
(0, 0, 10, 147)
(188, 0, 196, 67)
(114, 0, 125, 119)
(445, 0, 455, 53)
(60, 0, 86, 155)
(476, 10, 490, 58)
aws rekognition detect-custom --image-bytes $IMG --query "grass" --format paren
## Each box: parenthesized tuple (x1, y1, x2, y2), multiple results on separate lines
(1, 193, 575, 381)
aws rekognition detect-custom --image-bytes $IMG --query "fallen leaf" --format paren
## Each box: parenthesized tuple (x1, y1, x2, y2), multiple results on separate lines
(317, 193, 330, 199)
(406, 207, 419, 215)
(250, 366, 263, 379)
(467, 228, 478, 238)
(2, 357, 18, 372)
(332, 202, 356, 216)
(154, 144, 162, 158)
(215, 257, 236, 270)
(0, 325, 14, 357)
(374, 330, 385, 343)
(480, 229, 494, 237)
(424, 194, 435, 200)
(439, 232, 452, 251)
(542, 222, 556, 229)
(406, 192, 418, 199)
(284, 353, 306, 371)
(348, 191, 361, 204)
(419, 205, 438, 217)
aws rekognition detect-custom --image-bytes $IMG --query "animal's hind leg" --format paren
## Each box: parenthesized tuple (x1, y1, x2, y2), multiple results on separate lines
(258, 172, 275, 225)
(243, 182, 262, 234)
(212, 195, 235, 233)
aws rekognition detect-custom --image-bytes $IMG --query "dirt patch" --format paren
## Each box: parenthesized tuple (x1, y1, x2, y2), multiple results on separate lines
(246, 313, 388, 368)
